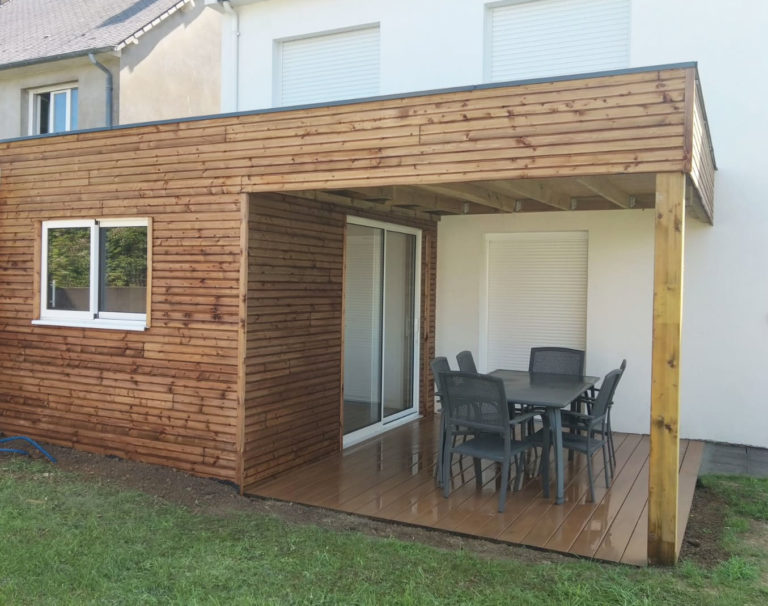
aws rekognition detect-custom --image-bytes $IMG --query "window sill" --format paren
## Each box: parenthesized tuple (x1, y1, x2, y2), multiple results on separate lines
(32, 319, 147, 331)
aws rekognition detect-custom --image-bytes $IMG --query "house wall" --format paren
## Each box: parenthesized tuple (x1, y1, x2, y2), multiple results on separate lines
(437, 210, 655, 436)
(632, 0, 768, 447)
(0, 65, 691, 483)
(0, 53, 119, 140)
(435, 0, 768, 448)
(0, 124, 244, 481)
(119, 1, 222, 124)
(221, 0, 491, 112)
(243, 193, 437, 489)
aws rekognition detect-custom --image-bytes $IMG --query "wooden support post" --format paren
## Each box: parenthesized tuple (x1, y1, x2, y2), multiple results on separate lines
(648, 172, 686, 565)
(236, 193, 250, 494)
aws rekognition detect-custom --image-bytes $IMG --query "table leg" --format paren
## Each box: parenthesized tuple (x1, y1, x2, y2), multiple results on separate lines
(540, 412, 551, 498)
(549, 408, 565, 504)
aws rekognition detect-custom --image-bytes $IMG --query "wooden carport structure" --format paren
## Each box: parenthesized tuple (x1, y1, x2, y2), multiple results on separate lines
(0, 62, 715, 565)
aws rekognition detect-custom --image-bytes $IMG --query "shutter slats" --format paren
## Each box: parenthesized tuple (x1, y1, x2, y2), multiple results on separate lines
(489, 0, 630, 82)
(278, 26, 380, 106)
(485, 232, 588, 371)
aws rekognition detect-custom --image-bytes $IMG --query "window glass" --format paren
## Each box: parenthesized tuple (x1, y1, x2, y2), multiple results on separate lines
(38, 93, 50, 134)
(99, 226, 147, 314)
(40, 219, 149, 328)
(70, 88, 79, 130)
(52, 91, 68, 133)
(46, 227, 91, 311)
(30, 86, 78, 135)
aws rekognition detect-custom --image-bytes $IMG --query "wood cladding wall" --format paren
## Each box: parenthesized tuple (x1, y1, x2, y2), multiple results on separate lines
(0, 64, 700, 486)
(689, 78, 715, 222)
(0, 67, 691, 203)
(242, 193, 437, 490)
(0, 194, 243, 481)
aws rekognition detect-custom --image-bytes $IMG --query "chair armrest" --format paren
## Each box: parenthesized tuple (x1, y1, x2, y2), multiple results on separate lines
(509, 410, 538, 426)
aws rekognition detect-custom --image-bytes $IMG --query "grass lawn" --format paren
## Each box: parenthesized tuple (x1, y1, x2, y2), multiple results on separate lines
(0, 458, 766, 605)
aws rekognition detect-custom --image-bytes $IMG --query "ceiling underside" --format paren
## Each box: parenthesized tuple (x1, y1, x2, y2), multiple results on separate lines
(291, 173, 708, 221)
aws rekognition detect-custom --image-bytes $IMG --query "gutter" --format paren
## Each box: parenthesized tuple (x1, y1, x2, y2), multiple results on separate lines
(0, 47, 113, 72)
(88, 53, 114, 128)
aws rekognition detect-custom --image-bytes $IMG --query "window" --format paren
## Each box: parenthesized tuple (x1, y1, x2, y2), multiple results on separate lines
(36, 218, 149, 330)
(28, 85, 78, 135)
(482, 231, 588, 371)
(486, 0, 630, 82)
(275, 25, 380, 107)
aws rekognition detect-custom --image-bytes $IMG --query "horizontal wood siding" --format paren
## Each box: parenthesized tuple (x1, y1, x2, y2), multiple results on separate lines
(0, 68, 689, 201)
(243, 193, 436, 489)
(0, 194, 243, 481)
(689, 79, 715, 222)
(0, 66, 695, 485)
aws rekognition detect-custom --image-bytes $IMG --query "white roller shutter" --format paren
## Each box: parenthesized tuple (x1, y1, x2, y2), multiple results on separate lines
(487, 0, 630, 82)
(484, 231, 588, 372)
(276, 25, 380, 107)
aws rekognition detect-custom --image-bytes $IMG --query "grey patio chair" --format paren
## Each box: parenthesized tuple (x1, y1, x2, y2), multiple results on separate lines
(456, 350, 478, 373)
(440, 371, 538, 512)
(572, 359, 627, 475)
(555, 367, 624, 502)
(529, 347, 585, 376)
(527, 347, 586, 453)
(430, 356, 451, 486)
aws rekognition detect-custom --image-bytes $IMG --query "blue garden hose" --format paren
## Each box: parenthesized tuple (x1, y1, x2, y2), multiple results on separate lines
(0, 436, 56, 463)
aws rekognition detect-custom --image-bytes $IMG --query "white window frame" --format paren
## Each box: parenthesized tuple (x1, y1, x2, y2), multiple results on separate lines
(479, 230, 588, 372)
(35, 218, 149, 331)
(273, 24, 380, 107)
(27, 83, 78, 136)
(484, 0, 631, 83)
(342, 216, 422, 449)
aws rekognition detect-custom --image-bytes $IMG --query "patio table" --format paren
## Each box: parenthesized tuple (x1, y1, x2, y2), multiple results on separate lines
(489, 369, 599, 505)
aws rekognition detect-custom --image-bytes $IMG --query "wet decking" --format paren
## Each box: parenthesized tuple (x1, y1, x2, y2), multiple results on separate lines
(248, 416, 702, 565)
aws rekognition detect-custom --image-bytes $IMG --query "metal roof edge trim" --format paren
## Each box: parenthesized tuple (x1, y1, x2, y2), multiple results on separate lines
(0, 61, 700, 145)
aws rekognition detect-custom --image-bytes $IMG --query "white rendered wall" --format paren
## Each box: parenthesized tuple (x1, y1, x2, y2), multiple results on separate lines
(630, 1, 768, 446)
(437, 211, 655, 437)
(220, 0, 489, 111)
(435, 0, 768, 446)
(223, 0, 768, 446)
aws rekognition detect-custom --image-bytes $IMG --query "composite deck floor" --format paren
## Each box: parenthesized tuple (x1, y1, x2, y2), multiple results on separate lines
(249, 416, 702, 565)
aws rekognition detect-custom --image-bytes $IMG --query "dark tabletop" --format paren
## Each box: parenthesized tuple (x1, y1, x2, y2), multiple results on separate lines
(489, 369, 599, 408)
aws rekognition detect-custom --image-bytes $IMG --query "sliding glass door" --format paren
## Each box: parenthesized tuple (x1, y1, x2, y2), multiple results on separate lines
(343, 218, 420, 446)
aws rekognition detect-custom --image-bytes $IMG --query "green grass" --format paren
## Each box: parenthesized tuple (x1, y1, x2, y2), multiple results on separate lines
(1, 460, 767, 605)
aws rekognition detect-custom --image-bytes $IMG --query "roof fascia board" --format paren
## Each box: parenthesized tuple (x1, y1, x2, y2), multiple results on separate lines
(0, 61, 700, 145)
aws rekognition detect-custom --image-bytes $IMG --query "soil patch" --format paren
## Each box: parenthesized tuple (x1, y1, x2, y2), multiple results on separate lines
(3, 443, 728, 566)
(678, 481, 730, 568)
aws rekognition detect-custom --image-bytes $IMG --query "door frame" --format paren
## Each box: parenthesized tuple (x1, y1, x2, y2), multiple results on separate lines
(342, 216, 422, 448)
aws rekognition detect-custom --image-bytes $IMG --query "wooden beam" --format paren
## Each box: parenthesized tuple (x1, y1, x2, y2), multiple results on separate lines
(484, 179, 572, 210)
(576, 176, 635, 209)
(289, 189, 437, 222)
(648, 172, 685, 565)
(342, 186, 466, 214)
(418, 182, 516, 212)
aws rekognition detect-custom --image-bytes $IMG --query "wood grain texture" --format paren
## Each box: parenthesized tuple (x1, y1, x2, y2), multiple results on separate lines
(648, 172, 686, 565)
(249, 416, 703, 566)
(0, 192, 244, 482)
(242, 193, 437, 487)
(689, 78, 715, 223)
(0, 65, 707, 489)
(0, 68, 692, 203)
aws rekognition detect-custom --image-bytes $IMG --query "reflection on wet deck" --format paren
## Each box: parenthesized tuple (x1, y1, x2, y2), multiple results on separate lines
(249, 416, 702, 565)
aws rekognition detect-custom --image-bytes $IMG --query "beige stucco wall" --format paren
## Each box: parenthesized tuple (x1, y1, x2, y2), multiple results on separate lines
(118, 2, 221, 124)
(0, 53, 119, 140)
